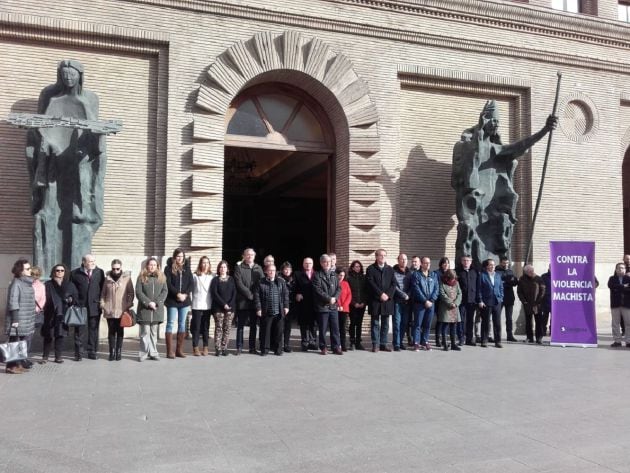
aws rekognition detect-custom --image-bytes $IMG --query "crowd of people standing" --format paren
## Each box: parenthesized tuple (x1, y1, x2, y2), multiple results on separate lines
(5, 248, 629, 373)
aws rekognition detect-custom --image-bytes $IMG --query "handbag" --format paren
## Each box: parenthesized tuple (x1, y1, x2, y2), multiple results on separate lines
(0, 327, 28, 363)
(64, 305, 87, 327)
(120, 309, 136, 328)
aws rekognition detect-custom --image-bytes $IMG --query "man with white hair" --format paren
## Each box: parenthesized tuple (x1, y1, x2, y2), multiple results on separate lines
(517, 265, 546, 344)
(70, 254, 105, 360)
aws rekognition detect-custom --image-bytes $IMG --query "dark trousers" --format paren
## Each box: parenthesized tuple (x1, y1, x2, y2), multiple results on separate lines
(236, 309, 256, 350)
(338, 311, 349, 349)
(502, 304, 514, 335)
(349, 306, 365, 346)
(73, 326, 83, 356)
(318, 310, 340, 350)
(481, 304, 502, 343)
(43, 335, 64, 360)
(260, 313, 283, 354)
(534, 312, 548, 341)
(106, 318, 124, 350)
(298, 307, 317, 348)
(86, 315, 100, 355)
(461, 303, 477, 343)
(539, 310, 551, 337)
(191, 309, 211, 348)
(434, 300, 441, 344)
(282, 308, 294, 348)
(440, 322, 457, 344)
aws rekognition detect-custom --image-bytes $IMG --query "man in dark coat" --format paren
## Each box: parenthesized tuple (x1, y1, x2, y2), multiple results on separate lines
(70, 254, 105, 360)
(457, 254, 479, 346)
(365, 249, 398, 352)
(497, 257, 519, 342)
(312, 254, 342, 355)
(233, 248, 264, 355)
(294, 257, 318, 351)
(517, 265, 546, 344)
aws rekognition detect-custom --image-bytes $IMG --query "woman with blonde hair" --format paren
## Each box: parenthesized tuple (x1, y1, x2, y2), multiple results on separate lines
(191, 256, 213, 356)
(136, 257, 168, 361)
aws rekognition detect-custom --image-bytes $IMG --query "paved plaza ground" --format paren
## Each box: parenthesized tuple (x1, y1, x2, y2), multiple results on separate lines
(0, 331, 629, 473)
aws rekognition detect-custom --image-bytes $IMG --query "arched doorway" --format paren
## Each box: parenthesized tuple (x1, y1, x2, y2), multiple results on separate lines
(222, 83, 335, 266)
(624, 147, 630, 253)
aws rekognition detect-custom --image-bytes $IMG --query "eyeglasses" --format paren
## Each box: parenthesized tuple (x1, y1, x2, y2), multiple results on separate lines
(54, 269, 65, 273)
(111, 267, 122, 271)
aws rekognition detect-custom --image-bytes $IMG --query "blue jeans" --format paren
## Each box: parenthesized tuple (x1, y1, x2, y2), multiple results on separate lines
(393, 302, 410, 348)
(413, 303, 435, 346)
(370, 314, 389, 346)
(166, 306, 190, 333)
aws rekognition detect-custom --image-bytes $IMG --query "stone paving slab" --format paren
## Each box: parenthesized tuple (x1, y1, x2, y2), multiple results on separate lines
(0, 333, 629, 473)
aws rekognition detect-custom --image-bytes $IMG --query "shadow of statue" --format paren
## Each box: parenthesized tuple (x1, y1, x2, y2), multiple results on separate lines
(397, 144, 457, 261)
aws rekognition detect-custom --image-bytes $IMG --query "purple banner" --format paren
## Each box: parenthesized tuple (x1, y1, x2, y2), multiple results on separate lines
(550, 241, 597, 347)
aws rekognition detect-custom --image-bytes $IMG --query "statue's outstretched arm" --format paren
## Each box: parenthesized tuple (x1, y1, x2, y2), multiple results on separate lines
(498, 115, 558, 159)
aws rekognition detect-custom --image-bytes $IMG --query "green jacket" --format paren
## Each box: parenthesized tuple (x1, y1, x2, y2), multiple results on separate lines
(135, 274, 167, 324)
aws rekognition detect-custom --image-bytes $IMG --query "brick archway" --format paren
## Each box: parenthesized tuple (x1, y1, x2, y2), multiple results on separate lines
(191, 31, 382, 263)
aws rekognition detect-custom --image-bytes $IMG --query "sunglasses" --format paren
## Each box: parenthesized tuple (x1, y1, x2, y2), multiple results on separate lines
(54, 269, 65, 273)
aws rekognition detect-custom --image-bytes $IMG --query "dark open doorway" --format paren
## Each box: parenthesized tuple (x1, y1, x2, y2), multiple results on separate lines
(222, 83, 335, 267)
(222, 147, 330, 267)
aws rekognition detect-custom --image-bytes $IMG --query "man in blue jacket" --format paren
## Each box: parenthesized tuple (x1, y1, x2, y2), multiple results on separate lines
(477, 258, 504, 348)
(410, 257, 439, 351)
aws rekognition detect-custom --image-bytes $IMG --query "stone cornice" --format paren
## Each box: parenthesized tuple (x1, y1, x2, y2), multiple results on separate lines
(4, 2, 630, 74)
(325, 0, 630, 48)
(0, 12, 169, 53)
(116, 0, 630, 74)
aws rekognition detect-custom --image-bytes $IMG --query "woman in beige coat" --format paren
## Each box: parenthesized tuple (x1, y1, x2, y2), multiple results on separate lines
(100, 259, 135, 361)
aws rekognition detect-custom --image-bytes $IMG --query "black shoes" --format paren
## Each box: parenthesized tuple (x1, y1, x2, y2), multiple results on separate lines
(507, 335, 518, 342)
(87, 353, 97, 360)
(495, 342, 503, 348)
(283, 346, 292, 353)
(355, 343, 366, 351)
(611, 342, 622, 348)
(451, 344, 461, 351)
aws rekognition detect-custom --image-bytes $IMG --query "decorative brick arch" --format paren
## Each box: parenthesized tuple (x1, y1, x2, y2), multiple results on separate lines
(191, 31, 382, 262)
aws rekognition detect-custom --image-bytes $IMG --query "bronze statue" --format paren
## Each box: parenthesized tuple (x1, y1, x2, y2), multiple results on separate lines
(452, 100, 557, 267)
(8, 60, 122, 275)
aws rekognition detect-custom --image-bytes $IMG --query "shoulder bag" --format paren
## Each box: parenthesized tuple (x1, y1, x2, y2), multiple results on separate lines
(0, 327, 28, 363)
(120, 309, 136, 328)
(64, 305, 87, 327)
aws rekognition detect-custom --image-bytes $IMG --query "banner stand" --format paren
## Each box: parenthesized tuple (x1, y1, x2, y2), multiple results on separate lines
(549, 241, 598, 348)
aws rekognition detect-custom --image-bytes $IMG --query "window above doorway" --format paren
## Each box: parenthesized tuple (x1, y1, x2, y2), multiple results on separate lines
(225, 85, 334, 154)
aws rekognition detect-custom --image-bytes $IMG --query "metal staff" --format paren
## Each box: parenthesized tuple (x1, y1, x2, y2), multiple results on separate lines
(524, 71, 562, 265)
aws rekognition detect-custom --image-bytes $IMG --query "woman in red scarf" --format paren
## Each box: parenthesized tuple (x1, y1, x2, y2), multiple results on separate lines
(437, 269, 462, 351)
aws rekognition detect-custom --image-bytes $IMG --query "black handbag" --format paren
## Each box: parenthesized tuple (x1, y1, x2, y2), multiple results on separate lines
(0, 327, 28, 363)
(64, 305, 87, 327)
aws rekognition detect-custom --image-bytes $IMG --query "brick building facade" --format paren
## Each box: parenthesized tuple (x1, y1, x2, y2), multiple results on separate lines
(1, 0, 629, 324)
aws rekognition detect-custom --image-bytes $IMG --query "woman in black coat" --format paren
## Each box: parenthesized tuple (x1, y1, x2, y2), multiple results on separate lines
(42, 263, 79, 363)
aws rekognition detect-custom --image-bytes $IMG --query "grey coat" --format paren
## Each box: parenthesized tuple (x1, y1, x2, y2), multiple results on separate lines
(5, 276, 36, 336)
